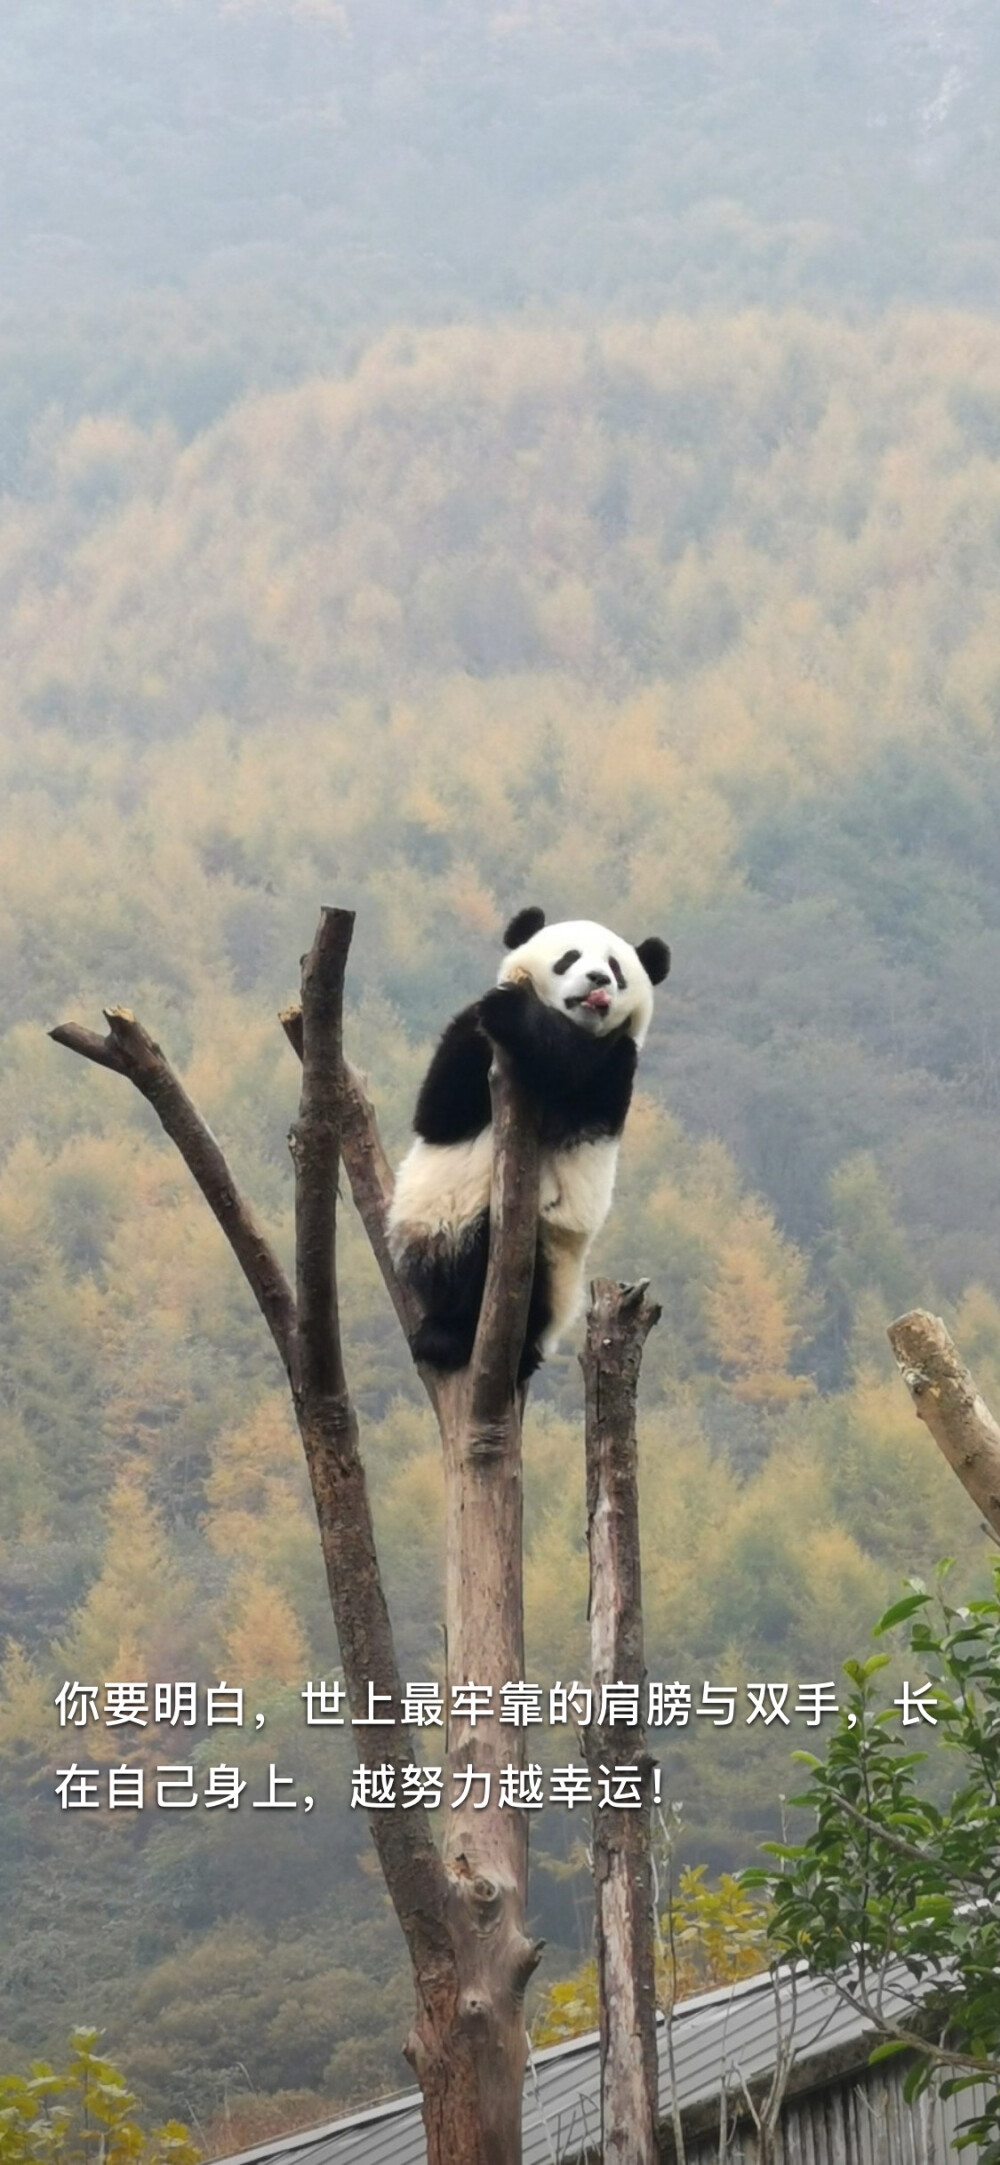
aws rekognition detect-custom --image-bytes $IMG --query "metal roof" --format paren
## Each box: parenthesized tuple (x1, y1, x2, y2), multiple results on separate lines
(216, 1965, 913, 2165)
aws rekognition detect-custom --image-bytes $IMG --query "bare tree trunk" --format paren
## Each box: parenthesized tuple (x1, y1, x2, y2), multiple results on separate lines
(55, 910, 543, 2164)
(583, 1278, 661, 2165)
(289, 913, 457, 2045)
(888, 1309, 1000, 1541)
(285, 968, 545, 2159)
(412, 1050, 544, 2164)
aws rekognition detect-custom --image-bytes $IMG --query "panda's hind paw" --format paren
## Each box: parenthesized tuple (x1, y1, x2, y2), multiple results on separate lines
(516, 1339, 545, 1386)
(410, 1316, 473, 1374)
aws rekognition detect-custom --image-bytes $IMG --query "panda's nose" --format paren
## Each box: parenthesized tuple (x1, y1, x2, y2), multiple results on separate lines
(587, 970, 611, 988)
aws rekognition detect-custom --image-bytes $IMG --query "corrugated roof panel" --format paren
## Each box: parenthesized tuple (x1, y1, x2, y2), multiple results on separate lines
(216, 1967, 906, 2165)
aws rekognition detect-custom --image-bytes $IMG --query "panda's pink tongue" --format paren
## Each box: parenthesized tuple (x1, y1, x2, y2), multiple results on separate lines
(584, 989, 610, 1012)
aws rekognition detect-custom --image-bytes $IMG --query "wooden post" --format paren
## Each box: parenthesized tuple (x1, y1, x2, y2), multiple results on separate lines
(582, 1277, 661, 2165)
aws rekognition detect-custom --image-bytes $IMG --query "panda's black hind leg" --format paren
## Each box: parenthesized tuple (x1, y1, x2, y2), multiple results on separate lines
(516, 1239, 552, 1387)
(403, 1218, 552, 1386)
(404, 1212, 490, 1376)
(516, 1338, 545, 1385)
(410, 1314, 477, 1373)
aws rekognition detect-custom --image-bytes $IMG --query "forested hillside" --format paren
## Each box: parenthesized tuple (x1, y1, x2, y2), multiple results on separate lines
(4, 0, 1000, 488)
(3, 0, 1000, 2139)
(4, 306, 1000, 2125)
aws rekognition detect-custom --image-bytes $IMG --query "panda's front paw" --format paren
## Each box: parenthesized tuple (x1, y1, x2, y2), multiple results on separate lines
(479, 984, 529, 1047)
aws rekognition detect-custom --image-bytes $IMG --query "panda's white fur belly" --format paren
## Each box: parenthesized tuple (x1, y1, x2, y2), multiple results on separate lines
(388, 1130, 494, 1249)
(388, 1133, 620, 1348)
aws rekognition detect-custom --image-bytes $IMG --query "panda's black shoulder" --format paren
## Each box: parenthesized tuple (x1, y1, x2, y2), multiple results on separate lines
(478, 983, 638, 1145)
(413, 1001, 493, 1145)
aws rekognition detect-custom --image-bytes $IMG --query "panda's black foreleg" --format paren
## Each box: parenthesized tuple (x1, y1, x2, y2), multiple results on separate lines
(404, 1212, 490, 1374)
(478, 984, 637, 1137)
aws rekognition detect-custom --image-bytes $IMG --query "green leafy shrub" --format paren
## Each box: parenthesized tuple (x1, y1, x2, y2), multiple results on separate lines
(0, 2031, 199, 2165)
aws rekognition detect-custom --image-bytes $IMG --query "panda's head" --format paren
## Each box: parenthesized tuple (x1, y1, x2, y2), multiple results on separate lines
(498, 907, 670, 1048)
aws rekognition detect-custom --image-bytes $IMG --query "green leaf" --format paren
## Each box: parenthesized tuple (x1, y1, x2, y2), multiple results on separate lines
(875, 1593, 931, 1634)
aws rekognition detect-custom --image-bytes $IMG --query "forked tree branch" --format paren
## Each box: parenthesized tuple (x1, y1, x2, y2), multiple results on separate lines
(285, 947, 547, 2146)
(279, 1002, 424, 1356)
(50, 1007, 297, 1381)
(54, 939, 454, 1987)
(888, 1309, 1000, 1541)
(56, 941, 550, 2159)
(289, 909, 450, 1969)
(280, 1003, 541, 1430)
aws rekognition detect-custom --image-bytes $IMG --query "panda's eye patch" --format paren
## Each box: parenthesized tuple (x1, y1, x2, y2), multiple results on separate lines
(553, 949, 582, 976)
(609, 956, 626, 991)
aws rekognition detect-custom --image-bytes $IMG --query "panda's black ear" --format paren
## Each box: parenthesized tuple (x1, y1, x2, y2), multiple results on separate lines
(503, 906, 546, 949)
(636, 937, 670, 985)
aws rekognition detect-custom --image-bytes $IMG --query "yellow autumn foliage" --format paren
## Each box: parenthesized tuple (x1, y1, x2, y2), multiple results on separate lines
(223, 1569, 310, 1686)
(704, 1204, 814, 1404)
(532, 1866, 771, 2045)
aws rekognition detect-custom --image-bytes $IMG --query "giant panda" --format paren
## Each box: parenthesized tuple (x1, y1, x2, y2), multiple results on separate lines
(387, 907, 670, 1384)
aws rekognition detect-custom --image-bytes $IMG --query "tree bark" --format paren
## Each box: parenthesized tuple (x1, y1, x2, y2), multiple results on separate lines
(887, 1309, 1000, 1541)
(582, 1278, 662, 2165)
(428, 1049, 544, 2164)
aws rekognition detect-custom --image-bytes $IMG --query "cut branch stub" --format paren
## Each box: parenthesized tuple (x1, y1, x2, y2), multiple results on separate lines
(888, 1308, 1000, 1541)
(291, 908, 353, 1406)
(50, 1007, 297, 1382)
